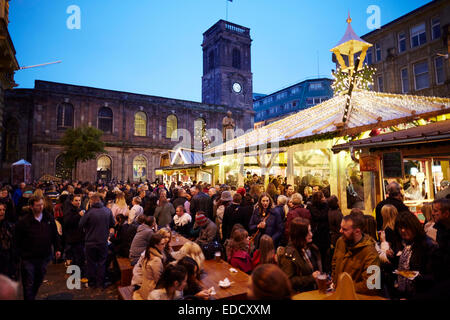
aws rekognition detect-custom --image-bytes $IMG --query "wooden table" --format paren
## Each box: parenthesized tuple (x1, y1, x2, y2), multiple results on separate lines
(292, 289, 387, 300)
(169, 233, 190, 251)
(200, 259, 250, 300)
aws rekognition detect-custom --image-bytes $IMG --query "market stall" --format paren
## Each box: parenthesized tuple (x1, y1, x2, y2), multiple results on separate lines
(332, 119, 450, 214)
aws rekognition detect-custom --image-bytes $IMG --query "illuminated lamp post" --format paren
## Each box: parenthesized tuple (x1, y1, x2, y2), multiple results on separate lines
(330, 14, 373, 128)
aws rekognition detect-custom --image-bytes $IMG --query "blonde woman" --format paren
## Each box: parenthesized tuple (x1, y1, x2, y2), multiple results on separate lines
(171, 242, 205, 271)
(378, 204, 399, 263)
(111, 191, 129, 218)
(157, 227, 176, 264)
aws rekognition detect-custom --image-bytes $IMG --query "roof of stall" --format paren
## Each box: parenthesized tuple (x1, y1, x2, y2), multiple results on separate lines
(205, 90, 450, 156)
(332, 119, 450, 152)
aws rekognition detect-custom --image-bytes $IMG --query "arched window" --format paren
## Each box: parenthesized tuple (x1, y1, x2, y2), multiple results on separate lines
(208, 50, 215, 71)
(166, 114, 178, 139)
(133, 156, 147, 181)
(57, 103, 74, 129)
(134, 111, 147, 136)
(232, 48, 241, 69)
(55, 155, 72, 180)
(194, 118, 206, 141)
(97, 155, 112, 181)
(98, 107, 113, 133)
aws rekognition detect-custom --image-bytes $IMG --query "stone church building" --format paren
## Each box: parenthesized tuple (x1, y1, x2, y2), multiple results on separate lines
(1, 20, 254, 183)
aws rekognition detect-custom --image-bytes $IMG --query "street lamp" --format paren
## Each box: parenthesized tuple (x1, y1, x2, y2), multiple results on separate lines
(330, 14, 373, 127)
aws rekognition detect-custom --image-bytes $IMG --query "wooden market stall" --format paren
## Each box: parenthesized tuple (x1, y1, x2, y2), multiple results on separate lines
(156, 147, 213, 185)
(332, 119, 450, 214)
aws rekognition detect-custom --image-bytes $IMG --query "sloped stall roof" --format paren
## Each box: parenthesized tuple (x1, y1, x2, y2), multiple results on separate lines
(205, 90, 450, 156)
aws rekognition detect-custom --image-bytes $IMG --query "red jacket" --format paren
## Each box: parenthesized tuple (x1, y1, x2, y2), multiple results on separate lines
(285, 205, 311, 238)
(228, 249, 253, 274)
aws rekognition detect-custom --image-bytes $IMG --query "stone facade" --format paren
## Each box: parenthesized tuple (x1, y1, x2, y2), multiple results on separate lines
(360, 0, 450, 97)
(1, 19, 255, 183)
(2, 80, 253, 183)
(0, 0, 19, 172)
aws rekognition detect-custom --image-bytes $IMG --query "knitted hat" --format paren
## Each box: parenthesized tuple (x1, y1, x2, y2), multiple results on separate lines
(237, 187, 246, 196)
(195, 212, 208, 227)
(220, 191, 233, 202)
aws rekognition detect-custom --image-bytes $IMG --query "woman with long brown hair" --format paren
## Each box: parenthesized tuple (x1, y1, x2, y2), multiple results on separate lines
(251, 234, 276, 268)
(226, 227, 253, 274)
(278, 217, 322, 293)
(249, 193, 283, 250)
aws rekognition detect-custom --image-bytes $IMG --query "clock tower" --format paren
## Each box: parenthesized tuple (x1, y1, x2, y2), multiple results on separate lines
(201, 20, 253, 110)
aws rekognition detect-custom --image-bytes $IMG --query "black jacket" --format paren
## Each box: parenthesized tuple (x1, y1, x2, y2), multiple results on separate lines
(62, 203, 85, 244)
(375, 197, 409, 230)
(79, 202, 115, 247)
(15, 210, 61, 260)
(432, 218, 450, 282)
(396, 236, 437, 299)
(222, 203, 242, 241)
(111, 222, 131, 258)
(307, 202, 330, 249)
(172, 197, 188, 212)
(190, 192, 212, 219)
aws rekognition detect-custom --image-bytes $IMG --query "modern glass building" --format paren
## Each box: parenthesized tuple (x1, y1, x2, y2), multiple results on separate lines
(253, 78, 333, 128)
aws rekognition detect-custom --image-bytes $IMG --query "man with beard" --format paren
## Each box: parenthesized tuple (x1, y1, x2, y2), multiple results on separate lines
(331, 210, 380, 295)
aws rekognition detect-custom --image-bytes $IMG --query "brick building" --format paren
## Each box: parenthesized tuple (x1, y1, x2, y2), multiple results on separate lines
(360, 0, 449, 97)
(1, 20, 254, 183)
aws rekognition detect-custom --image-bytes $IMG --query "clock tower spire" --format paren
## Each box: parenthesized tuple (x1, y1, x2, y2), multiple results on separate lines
(201, 20, 253, 110)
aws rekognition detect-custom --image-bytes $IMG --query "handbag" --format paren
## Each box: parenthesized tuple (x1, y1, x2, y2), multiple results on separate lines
(200, 241, 223, 260)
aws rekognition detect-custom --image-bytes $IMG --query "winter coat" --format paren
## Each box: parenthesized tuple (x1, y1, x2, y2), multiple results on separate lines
(62, 203, 84, 244)
(0, 219, 18, 279)
(222, 203, 242, 241)
(395, 236, 437, 299)
(307, 202, 330, 250)
(190, 192, 212, 219)
(278, 243, 322, 292)
(228, 249, 253, 274)
(79, 202, 115, 247)
(432, 218, 450, 282)
(285, 205, 311, 239)
(172, 197, 189, 214)
(331, 234, 380, 295)
(133, 247, 164, 300)
(154, 202, 175, 227)
(129, 224, 155, 265)
(249, 207, 284, 248)
(328, 207, 343, 247)
(15, 210, 62, 260)
(195, 219, 218, 246)
(111, 222, 131, 258)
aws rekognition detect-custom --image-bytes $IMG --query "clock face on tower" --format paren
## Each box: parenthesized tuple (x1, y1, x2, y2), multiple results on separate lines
(232, 82, 242, 93)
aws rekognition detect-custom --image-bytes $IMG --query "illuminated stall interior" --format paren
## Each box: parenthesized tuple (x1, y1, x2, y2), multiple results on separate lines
(156, 147, 212, 185)
(333, 119, 450, 216)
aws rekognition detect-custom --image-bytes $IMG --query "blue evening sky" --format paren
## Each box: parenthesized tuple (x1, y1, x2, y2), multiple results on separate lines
(10, 0, 430, 102)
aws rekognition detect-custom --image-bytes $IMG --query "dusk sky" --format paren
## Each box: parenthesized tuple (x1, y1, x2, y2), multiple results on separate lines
(10, 0, 430, 102)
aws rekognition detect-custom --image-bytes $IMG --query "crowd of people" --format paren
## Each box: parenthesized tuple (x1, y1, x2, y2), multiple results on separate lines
(0, 176, 449, 300)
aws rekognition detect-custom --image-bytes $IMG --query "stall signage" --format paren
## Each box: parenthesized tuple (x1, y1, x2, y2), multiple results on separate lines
(359, 155, 378, 172)
(382, 151, 404, 178)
